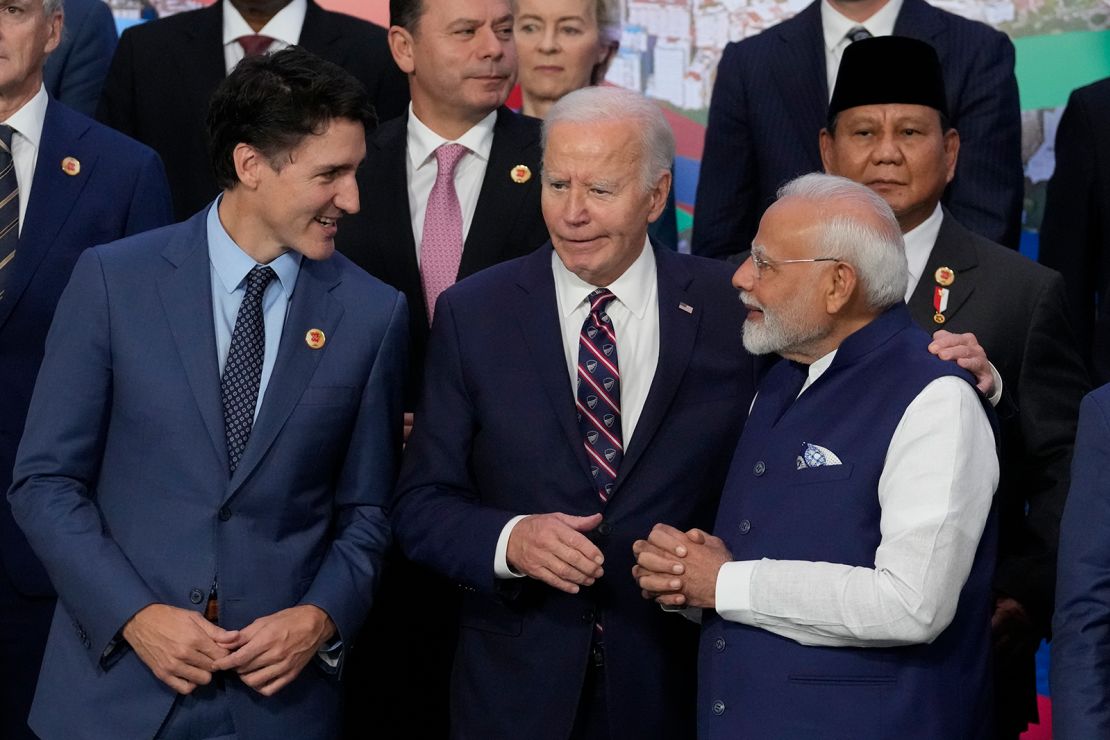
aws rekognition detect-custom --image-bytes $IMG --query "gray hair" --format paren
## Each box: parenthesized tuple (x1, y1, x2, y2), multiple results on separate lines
(777, 173, 908, 310)
(44, 0, 63, 14)
(543, 85, 674, 192)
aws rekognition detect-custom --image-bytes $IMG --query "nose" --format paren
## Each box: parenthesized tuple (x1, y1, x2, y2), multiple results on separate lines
(561, 187, 589, 227)
(336, 173, 360, 216)
(870, 131, 904, 165)
(539, 26, 559, 53)
(478, 24, 505, 60)
(733, 256, 756, 291)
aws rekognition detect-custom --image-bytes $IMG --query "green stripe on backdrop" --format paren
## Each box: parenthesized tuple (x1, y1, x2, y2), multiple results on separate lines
(1015, 30, 1110, 110)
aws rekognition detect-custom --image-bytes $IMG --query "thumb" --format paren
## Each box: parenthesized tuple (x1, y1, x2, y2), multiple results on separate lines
(193, 613, 238, 643)
(686, 528, 708, 544)
(555, 512, 604, 532)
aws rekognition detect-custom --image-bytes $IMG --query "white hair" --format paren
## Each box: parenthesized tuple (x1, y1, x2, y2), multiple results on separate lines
(542, 85, 674, 192)
(44, 0, 63, 14)
(777, 173, 909, 310)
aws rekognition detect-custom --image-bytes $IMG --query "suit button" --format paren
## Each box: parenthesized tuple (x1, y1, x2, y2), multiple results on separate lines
(738, 519, 751, 535)
(714, 637, 726, 652)
(753, 461, 766, 476)
(189, 588, 204, 604)
(218, 506, 231, 521)
(712, 700, 726, 715)
(581, 609, 595, 623)
(597, 522, 612, 536)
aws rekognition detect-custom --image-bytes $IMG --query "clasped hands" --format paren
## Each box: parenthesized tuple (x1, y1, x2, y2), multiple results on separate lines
(122, 602, 335, 697)
(632, 523, 732, 610)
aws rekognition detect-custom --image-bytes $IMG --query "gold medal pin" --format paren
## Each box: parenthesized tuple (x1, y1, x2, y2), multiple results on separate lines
(61, 157, 80, 176)
(510, 164, 531, 184)
(305, 329, 326, 349)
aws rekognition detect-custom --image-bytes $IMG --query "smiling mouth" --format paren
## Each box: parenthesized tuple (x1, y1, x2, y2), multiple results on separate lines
(314, 216, 338, 227)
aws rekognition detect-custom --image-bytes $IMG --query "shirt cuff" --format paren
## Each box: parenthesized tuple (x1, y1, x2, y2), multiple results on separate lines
(987, 362, 1003, 407)
(715, 560, 758, 624)
(317, 638, 343, 672)
(494, 515, 529, 579)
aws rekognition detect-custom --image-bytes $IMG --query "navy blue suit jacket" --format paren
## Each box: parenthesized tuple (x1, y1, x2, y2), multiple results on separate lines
(0, 99, 172, 600)
(8, 210, 406, 740)
(692, 0, 1023, 258)
(1052, 383, 1110, 739)
(392, 245, 757, 739)
(43, 0, 117, 117)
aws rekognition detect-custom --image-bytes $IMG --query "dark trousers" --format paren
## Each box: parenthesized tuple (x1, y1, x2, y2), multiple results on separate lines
(0, 565, 54, 740)
(570, 643, 610, 740)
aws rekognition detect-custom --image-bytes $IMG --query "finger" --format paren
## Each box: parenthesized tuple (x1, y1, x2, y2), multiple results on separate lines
(167, 658, 215, 687)
(554, 512, 604, 536)
(191, 613, 239, 644)
(553, 528, 605, 567)
(634, 549, 685, 574)
(160, 674, 198, 695)
(239, 660, 289, 692)
(647, 523, 691, 556)
(212, 637, 270, 673)
(540, 546, 603, 585)
(636, 572, 683, 593)
(655, 593, 687, 607)
(685, 528, 709, 545)
(535, 565, 587, 594)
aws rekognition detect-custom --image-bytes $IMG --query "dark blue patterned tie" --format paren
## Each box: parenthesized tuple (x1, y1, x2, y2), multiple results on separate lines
(577, 289, 622, 506)
(221, 265, 276, 474)
(0, 125, 20, 304)
(846, 25, 872, 43)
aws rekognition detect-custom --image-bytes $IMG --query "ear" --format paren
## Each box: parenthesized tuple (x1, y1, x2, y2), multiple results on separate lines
(232, 143, 268, 190)
(389, 26, 416, 75)
(818, 128, 835, 175)
(44, 11, 63, 56)
(645, 169, 672, 224)
(824, 261, 858, 315)
(595, 40, 618, 79)
(942, 128, 960, 185)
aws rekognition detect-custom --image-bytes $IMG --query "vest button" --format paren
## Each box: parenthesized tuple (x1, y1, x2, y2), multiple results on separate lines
(597, 522, 612, 536)
(738, 519, 751, 535)
(218, 506, 232, 521)
(712, 700, 726, 715)
(714, 637, 726, 652)
(753, 461, 766, 476)
(189, 588, 204, 604)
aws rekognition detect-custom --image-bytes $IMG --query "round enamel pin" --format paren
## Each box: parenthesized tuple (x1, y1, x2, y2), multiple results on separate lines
(933, 312, 946, 324)
(510, 164, 532, 184)
(305, 329, 326, 349)
(61, 157, 80, 176)
(934, 266, 955, 287)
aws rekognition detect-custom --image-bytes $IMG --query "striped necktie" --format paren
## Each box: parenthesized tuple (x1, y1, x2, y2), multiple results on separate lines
(576, 289, 622, 506)
(0, 125, 20, 304)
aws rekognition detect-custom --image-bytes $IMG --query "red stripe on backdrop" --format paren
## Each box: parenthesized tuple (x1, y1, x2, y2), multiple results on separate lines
(318, 0, 388, 25)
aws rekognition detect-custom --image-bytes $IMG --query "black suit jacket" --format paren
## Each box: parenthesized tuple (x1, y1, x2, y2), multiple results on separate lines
(338, 107, 550, 403)
(692, 0, 1023, 259)
(1040, 77, 1110, 386)
(907, 212, 1088, 629)
(96, 0, 410, 221)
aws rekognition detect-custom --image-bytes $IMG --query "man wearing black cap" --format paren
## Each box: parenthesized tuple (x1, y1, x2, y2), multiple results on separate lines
(820, 35, 1089, 738)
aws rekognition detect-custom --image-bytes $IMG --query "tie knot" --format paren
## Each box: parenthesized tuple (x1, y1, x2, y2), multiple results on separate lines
(588, 288, 616, 315)
(434, 143, 469, 179)
(237, 34, 275, 57)
(846, 26, 872, 43)
(244, 265, 276, 299)
(0, 124, 14, 152)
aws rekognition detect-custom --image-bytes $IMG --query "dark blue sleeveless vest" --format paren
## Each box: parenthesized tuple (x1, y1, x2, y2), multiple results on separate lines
(698, 304, 997, 740)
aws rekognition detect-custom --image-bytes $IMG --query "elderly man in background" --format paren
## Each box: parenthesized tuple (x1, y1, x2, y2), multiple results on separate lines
(391, 85, 757, 739)
(817, 36, 1088, 737)
(635, 173, 999, 739)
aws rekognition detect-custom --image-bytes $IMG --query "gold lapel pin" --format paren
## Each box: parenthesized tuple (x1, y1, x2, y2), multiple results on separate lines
(305, 329, 326, 349)
(61, 157, 80, 176)
(934, 266, 955, 287)
(510, 164, 532, 184)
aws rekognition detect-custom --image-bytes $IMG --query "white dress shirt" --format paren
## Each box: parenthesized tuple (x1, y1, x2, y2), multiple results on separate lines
(494, 239, 662, 577)
(904, 206, 1003, 405)
(406, 106, 497, 262)
(822, 0, 903, 96)
(714, 347, 998, 647)
(222, 0, 306, 74)
(4, 85, 48, 235)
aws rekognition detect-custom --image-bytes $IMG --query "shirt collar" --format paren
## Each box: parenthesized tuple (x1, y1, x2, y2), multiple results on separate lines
(552, 236, 656, 320)
(800, 347, 838, 394)
(222, 0, 306, 47)
(821, 0, 903, 52)
(206, 197, 302, 296)
(3, 85, 48, 149)
(407, 103, 497, 172)
(902, 202, 944, 297)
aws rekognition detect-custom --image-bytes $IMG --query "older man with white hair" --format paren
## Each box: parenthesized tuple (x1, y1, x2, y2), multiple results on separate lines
(391, 85, 758, 739)
(635, 173, 999, 739)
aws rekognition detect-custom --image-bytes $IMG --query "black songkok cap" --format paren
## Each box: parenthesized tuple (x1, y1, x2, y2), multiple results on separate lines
(827, 36, 949, 128)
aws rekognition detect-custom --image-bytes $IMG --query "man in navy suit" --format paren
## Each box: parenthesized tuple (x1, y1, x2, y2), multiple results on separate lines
(692, 0, 1023, 259)
(8, 48, 404, 739)
(42, 0, 117, 116)
(0, 2, 172, 737)
(392, 85, 757, 739)
(1053, 382, 1110, 739)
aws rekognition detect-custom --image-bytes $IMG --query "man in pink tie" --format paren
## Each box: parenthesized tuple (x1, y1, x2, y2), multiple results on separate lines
(335, 1, 550, 734)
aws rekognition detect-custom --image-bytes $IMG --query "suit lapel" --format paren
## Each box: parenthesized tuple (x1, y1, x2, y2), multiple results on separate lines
(771, 2, 828, 158)
(183, 2, 226, 101)
(0, 101, 96, 329)
(226, 256, 343, 496)
(157, 211, 227, 471)
(298, 1, 342, 59)
(459, 108, 538, 277)
(906, 210, 979, 329)
(615, 249, 698, 490)
(512, 246, 593, 482)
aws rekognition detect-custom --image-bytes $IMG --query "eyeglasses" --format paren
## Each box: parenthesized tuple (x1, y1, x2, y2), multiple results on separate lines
(750, 249, 839, 279)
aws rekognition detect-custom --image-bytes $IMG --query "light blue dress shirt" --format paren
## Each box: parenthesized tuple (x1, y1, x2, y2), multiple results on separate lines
(206, 199, 301, 421)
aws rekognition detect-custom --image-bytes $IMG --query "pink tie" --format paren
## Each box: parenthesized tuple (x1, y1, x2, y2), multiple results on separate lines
(237, 34, 274, 57)
(421, 143, 468, 324)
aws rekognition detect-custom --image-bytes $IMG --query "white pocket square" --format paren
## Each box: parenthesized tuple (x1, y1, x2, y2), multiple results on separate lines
(795, 443, 843, 469)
